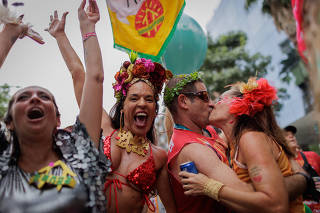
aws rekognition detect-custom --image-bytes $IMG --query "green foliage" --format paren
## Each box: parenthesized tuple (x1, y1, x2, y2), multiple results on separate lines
(200, 31, 288, 113)
(164, 72, 202, 107)
(279, 39, 307, 85)
(129, 50, 138, 64)
(200, 31, 271, 94)
(0, 84, 11, 120)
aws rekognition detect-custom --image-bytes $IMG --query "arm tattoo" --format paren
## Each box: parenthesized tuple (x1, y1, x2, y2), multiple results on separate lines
(249, 166, 263, 183)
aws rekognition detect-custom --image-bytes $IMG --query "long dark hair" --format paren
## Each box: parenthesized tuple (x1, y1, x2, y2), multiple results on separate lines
(229, 87, 294, 158)
(109, 83, 159, 144)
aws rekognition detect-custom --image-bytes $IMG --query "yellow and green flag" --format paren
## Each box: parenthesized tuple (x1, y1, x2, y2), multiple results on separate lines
(106, 0, 185, 61)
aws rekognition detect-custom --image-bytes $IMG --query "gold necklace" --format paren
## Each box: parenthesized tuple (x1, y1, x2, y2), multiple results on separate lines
(116, 130, 149, 157)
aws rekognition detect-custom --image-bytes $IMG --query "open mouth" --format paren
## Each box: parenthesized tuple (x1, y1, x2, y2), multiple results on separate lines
(134, 112, 148, 127)
(27, 108, 44, 120)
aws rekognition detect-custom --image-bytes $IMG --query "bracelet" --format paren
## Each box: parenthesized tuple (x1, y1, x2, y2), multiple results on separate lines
(83, 32, 96, 41)
(203, 179, 224, 201)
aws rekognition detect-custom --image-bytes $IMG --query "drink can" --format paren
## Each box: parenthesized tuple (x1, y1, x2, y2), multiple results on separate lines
(312, 176, 320, 192)
(180, 161, 198, 174)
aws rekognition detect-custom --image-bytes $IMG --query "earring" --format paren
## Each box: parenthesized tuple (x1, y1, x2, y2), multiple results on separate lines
(120, 111, 124, 132)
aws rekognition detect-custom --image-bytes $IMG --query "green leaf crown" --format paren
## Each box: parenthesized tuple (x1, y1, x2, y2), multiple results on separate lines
(163, 72, 202, 107)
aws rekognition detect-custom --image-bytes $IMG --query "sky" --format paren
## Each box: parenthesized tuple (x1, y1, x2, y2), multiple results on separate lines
(0, 0, 221, 127)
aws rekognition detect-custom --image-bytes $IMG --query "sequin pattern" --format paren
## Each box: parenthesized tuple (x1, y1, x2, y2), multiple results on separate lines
(0, 118, 111, 212)
(126, 155, 156, 194)
(103, 131, 156, 194)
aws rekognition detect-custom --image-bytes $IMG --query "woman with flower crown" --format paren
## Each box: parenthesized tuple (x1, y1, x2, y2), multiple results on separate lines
(179, 77, 305, 213)
(47, 6, 176, 213)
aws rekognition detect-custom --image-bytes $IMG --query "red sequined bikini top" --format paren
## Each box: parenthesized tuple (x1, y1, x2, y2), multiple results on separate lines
(103, 130, 156, 194)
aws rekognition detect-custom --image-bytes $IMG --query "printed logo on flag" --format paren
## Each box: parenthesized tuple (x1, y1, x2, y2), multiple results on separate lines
(106, 0, 185, 61)
(135, 0, 164, 38)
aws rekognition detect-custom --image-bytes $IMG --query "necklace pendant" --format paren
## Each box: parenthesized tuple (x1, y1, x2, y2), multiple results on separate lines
(116, 130, 149, 157)
(29, 160, 76, 191)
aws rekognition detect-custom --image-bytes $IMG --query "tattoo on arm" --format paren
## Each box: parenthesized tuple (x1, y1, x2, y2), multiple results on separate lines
(250, 166, 263, 183)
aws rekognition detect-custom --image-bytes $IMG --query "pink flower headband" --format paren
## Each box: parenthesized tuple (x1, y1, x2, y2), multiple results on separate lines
(112, 52, 173, 102)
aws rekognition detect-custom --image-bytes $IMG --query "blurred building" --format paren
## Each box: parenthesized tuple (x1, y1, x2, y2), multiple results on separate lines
(206, 0, 319, 149)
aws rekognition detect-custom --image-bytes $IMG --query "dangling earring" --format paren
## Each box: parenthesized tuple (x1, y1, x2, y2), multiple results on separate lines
(120, 111, 124, 132)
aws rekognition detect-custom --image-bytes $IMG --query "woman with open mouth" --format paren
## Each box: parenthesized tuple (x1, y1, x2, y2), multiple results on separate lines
(102, 55, 176, 213)
(47, 7, 177, 211)
(0, 0, 110, 212)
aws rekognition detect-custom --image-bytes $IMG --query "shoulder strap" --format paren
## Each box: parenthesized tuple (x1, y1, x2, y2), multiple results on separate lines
(300, 151, 319, 177)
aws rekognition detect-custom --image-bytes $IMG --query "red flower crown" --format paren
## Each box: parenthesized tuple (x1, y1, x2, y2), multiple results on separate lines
(229, 77, 278, 117)
(113, 52, 173, 102)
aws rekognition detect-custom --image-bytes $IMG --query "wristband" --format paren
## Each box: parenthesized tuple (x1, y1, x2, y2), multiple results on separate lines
(83, 32, 96, 41)
(203, 179, 224, 201)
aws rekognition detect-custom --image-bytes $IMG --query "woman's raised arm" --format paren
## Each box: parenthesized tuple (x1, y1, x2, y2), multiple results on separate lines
(78, 0, 104, 147)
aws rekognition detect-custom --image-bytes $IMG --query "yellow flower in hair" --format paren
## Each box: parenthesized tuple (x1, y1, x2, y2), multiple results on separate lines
(124, 64, 134, 83)
(239, 77, 259, 94)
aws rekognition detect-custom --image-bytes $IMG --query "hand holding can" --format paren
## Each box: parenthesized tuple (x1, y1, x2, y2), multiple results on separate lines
(180, 161, 198, 174)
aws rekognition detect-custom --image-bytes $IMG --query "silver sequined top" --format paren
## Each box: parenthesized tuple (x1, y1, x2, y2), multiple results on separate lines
(0, 117, 111, 213)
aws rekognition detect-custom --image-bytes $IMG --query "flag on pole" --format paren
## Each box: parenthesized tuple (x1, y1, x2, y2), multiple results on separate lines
(106, 0, 185, 61)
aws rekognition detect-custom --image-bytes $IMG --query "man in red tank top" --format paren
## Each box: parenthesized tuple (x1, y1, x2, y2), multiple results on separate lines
(163, 73, 252, 213)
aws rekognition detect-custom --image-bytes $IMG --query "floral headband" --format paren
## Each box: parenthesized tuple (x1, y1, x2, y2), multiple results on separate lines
(163, 72, 202, 107)
(112, 52, 173, 102)
(229, 77, 278, 117)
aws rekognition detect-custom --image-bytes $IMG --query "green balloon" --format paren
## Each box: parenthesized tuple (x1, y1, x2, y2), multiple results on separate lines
(162, 13, 208, 74)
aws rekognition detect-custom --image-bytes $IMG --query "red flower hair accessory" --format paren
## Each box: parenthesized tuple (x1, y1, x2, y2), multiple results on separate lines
(229, 77, 278, 117)
(112, 52, 172, 102)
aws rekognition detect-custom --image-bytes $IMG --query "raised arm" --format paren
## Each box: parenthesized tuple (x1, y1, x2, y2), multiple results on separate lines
(46, 9, 113, 136)
(77, 0, 103, 146)
(0, 19, 27, 68)
(46, 11, 85, 106)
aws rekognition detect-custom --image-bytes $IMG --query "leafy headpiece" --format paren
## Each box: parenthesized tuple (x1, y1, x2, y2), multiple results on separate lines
(163, 72, 202, 107)
(113, 52, 173, 102)
(229, 77, 278, 117)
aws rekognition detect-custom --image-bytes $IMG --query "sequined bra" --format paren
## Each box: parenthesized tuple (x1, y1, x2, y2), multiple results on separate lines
(103, 130, 157, 212)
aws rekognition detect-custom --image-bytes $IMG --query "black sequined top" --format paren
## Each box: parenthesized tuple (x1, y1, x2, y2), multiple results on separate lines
(0, 117, 111, 213)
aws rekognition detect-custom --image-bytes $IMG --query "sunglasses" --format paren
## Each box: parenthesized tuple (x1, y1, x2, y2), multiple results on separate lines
(182, 91, 210, 102)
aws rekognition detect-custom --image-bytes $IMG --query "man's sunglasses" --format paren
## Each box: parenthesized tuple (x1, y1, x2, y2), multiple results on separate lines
(181, 91, 210, 102)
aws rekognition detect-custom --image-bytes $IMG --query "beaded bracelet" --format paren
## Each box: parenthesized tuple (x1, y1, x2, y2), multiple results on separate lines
(83, 32, 96, 41)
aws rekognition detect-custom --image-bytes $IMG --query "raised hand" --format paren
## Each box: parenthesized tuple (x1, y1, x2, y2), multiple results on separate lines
(86, 0, 100, 24)
(78, 0, 100, 34)
(45, 10, 69, 39)
(3, 15, 28, 39)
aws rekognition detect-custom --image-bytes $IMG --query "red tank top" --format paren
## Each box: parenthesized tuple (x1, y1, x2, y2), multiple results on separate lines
(103, 130, 156, 212)
(167, 126, 228, 213)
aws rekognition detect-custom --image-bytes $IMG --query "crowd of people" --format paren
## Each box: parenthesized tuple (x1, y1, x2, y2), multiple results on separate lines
(0, 0, 319, 212)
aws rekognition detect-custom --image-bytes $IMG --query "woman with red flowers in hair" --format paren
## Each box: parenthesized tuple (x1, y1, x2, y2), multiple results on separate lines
(179, 77, 305, 213)
(46, 5, 176, 212)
